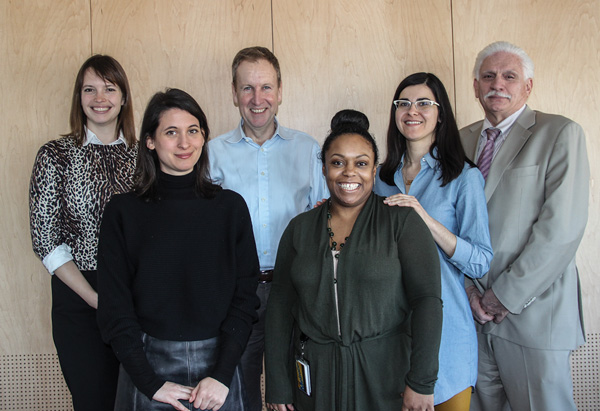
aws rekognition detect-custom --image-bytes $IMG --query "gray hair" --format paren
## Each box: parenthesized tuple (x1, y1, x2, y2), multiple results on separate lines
(473, 41, 534, 80)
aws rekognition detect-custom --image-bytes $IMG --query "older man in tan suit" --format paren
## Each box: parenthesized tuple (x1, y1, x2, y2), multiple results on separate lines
(460, 41, 589, 411)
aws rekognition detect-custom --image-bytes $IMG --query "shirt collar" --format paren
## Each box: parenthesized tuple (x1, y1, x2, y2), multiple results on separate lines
(83, 127, 127, 147)
(482, 104, 527, 137)
(226, 117, 290, 144)
(400, 148, 437, 170)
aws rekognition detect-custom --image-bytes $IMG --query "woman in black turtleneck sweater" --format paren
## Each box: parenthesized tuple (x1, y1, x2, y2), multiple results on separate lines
(97, 89, 259, 411)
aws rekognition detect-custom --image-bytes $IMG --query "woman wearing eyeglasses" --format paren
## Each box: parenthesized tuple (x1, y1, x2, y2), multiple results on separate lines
(374, 72, 493, 411)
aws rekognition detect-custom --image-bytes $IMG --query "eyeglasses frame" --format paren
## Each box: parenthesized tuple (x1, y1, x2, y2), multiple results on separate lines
(392, 99, 440, 111)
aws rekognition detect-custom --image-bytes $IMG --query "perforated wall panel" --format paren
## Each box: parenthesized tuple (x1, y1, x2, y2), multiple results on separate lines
(1, 335, 598, 410)
(0, 354, 72, 410)
(572, 332, 600, 410)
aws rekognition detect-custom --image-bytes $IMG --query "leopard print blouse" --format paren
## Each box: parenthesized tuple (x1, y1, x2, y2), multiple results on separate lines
(29, 136, 138, 272)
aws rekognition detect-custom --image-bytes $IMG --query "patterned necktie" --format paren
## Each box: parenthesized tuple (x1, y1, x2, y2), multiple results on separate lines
(478, 128, 501, 180)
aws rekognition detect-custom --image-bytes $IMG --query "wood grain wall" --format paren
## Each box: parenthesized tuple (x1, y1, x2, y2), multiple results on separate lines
(2, 0, 598, 361)
(1, 0, 92, 355)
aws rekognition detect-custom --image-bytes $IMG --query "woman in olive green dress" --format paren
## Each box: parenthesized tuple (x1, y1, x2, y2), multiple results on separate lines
(265, 110, 443, 411)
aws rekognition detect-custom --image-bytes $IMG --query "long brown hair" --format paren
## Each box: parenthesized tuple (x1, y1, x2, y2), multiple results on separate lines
(65, 55, 136, 147)
(379, 72, 474, 187)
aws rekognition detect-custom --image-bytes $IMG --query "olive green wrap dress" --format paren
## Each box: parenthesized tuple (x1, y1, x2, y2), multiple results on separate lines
(265, 193, 443, 411)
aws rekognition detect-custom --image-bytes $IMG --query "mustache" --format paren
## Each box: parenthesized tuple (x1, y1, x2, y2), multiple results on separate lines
(484, 90, 512, 100)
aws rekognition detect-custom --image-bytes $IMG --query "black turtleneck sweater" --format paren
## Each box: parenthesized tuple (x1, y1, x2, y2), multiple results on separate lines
(97, 171, 259, 399)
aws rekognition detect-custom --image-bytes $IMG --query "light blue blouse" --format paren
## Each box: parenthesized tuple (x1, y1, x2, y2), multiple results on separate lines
(374, 151, 493, 405)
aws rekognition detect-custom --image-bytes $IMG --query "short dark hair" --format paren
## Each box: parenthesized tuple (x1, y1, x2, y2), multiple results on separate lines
(65, 55, 136, 147)
(231, 46, 281, 87)
(321, 109, 379, 166)
(379, 72, 474, 187)
(134, 88, 220, 200)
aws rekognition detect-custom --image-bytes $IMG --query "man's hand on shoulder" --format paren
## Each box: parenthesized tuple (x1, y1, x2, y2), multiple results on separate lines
(313, 198, 328, 208)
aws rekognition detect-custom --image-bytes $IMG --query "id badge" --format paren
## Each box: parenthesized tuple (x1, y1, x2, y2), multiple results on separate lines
(295, 356, 312, 396)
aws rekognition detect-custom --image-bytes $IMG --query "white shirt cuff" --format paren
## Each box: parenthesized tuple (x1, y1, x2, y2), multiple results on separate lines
(42, 244, 73, 275)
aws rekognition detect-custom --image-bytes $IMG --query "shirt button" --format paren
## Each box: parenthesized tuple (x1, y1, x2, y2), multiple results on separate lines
(263, 250, 268, 255)
(261, 198, 266, 202)
(261, 172, 265, 176)
(262, 224, 267, 228)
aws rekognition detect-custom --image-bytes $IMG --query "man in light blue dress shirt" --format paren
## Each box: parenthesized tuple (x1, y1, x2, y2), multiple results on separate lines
(208, 46, 328, 411)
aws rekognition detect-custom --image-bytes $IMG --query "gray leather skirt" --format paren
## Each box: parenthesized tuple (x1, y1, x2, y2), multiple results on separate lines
(114, 333, 247, 411)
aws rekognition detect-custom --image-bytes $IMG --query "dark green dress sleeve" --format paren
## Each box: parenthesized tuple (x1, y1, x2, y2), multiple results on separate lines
(397, 209, 443, 394)
(264, 222, 298, 404)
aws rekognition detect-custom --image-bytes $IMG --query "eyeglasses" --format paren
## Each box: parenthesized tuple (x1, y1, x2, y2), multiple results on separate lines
(393, 99, 440, 111)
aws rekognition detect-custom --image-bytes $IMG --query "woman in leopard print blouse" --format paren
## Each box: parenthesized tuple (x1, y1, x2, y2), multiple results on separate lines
(29, 55, 138, 411)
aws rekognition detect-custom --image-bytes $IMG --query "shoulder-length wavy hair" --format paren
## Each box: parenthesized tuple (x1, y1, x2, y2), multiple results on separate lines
(379, 72, 474, 187)
(134, 88, 220, 201)
(65, 54, 136, 147)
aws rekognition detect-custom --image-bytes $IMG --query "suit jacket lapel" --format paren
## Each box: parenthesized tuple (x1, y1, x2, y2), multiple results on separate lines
(484, 107, 535, 201)
(463, 122, 482, 160)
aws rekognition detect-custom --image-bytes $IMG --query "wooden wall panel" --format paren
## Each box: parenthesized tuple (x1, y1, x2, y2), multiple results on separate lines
(273, 0, 454, 147)
(90, 0, 273, 139)
(1, 0, 598, 373)
(0, 0, 91, 355)
(452, 0, 600, 331)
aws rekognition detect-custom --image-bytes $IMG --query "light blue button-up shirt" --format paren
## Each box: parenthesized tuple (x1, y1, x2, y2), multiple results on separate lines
(374, 151, 493, 404)
(208, 119, 329, 270)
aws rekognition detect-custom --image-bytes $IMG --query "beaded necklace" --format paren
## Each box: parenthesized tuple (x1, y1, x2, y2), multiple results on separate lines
(326, 201, 349, 256)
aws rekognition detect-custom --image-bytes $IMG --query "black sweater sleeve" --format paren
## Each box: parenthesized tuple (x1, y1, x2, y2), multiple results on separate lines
(97, 195, 165, 399)
(211, 194, 260, 386)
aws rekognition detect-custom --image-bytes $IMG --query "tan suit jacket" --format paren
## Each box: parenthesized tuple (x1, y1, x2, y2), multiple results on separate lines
(460, 106, 588, 350)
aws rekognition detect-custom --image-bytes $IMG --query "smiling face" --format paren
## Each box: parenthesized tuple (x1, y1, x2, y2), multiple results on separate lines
(80, 68, 124, 134)
(474, 51, 533, 125)
(323, 133, 377, 210)
(232, 59, 282, 143)
(395, 84, 438, 148)
(146, 108, 205, 176)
